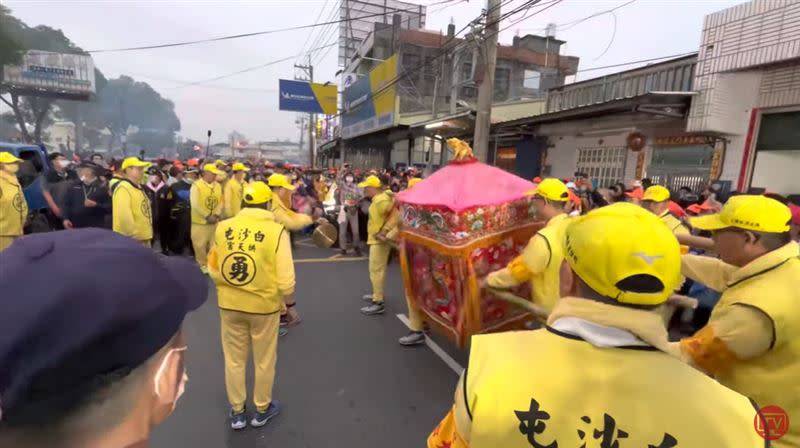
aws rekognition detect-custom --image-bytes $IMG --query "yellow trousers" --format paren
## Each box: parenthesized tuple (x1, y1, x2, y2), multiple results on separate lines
(220, 309, 280, 413)
(405, 292, 425, 332)
(368, 243, 392, 302)
(191, 223, 216, 268)
(0, 235, 18, 253)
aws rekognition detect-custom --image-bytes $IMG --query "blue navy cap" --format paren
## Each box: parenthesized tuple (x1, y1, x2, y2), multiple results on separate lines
(0, 229, 208, 423)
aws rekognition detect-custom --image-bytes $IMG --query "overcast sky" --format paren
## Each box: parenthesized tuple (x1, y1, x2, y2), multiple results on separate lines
(4, 0, 741, 144)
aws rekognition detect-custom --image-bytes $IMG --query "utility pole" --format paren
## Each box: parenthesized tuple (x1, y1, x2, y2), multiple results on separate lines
(294, 55, 315, 167)
(472, 0, 500, 162)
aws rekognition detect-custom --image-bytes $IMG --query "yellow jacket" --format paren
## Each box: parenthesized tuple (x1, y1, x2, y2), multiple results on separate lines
(272, 195, 312, 231)
(659, 211, 689, 235)
(430, 298, 768, 448)
(190, 179, 223, 225)
(112, 178, 153, 241)
(367, 190, 395, 245)
(487, 213, 569, 311)
(208, 208, 295, 315)
(223, 178, 245, 219)
(0, 170, 28, 237)
(679, 242, 800, 448)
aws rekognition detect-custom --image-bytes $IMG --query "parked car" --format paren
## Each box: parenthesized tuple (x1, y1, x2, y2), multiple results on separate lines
(0, 142, 50, 211)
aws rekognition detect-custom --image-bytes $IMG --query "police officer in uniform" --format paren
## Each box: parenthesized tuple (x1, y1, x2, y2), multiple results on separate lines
(673, 194, 799, 447)
(190, 164, 224, 273)
(112, 157, 153, 246)
(0, 152, 28, 252)
(484, 178, 572, 313)
(207, 182, 298, 430)
(429, 203, 768, 448)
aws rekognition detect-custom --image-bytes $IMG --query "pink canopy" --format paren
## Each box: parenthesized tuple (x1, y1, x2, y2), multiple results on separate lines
(397, 160, 534, 212)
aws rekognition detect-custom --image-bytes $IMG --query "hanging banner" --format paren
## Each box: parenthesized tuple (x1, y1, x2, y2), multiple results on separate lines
(278, 80, 337, 115)
(341, 54, 398, 139)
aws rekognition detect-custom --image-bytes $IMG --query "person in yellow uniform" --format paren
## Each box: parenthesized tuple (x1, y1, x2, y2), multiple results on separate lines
(671, 194, 799, 447)
(112, 157, 153, 246)
(429, 203, 769, 448)
(0, 152, 28, 252)
(641, 185, 690, 236)
(267, 173, 313, 231)
(190, 164, 224, 273)
(484, 178, 570, 313)
(359, 175, 395, 316)
(223, 162, 249, 219)
(207, 182, 298, 431)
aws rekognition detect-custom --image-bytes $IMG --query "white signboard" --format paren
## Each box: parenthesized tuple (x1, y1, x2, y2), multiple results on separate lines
(2, 51, 96, 99)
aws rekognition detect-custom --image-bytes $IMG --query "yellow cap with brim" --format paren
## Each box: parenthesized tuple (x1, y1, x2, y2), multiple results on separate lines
(642, 185, 670, 202)
(407, 178, 423, 189)
(690, 195, 791, 233)
(526, 178, 569, 202)
(232, 162, 250, 172)
(243, 181, 273, 204)
(214, 159, 226, 166)
(358, 175, 382, 189)
(0, 152, 22, 164)
(267, 173, 296, 191)
(121, 157, 151, 170)
(202, 163, 223, 175)
(564, 202, 681, 306)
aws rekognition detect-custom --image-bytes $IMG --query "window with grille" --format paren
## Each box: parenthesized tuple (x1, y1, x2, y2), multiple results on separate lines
(575, 146, 628, 188)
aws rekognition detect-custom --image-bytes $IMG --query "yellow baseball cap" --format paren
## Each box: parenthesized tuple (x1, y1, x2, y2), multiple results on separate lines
(358, 175, 382, 188)
(690, 195, 791, 233)
(243, 181, 273, 205)
(407, 178, 423, 189)
(564, 202, 681, 306)
(0, 152, 22, 164)
(642, 185, 670, 202)
(121, 157, 151, 170)
(527, 178, 569, 202)
(214, 159, 226, 166)
(267, 173, 296, 191)
(232, 162, 250, 172)
(202, 163, 223, 175)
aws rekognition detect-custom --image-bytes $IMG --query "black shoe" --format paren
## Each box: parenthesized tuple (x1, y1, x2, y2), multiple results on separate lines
(250, 401, 281, 428)
(340, 249, 348, 256)
(230, 408, 247, 430)
(355, 247, 363, 257)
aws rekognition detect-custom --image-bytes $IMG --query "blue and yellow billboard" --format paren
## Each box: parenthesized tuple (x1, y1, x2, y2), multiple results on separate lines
(341, 55, 398, 139)
(278, 80, 337, 115)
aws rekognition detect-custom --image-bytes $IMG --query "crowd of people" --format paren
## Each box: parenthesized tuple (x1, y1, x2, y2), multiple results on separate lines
(0, 147, 799, 447)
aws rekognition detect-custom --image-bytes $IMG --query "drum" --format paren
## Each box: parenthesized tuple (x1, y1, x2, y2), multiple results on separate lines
(312, 221, 338, 248)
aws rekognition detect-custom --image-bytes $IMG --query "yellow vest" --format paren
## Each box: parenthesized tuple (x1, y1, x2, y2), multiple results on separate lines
(659, 211, 689, 235)
(208, 208, 285, 315)
(367, 190, 395, 244)
(710, 241, 800, 448)
(112, 179, 153, 241)
(465, 329, 767, 448)
(0, 171, 28, 237)
(223, 178, 245, 219)
(190, 179, 223, 224)
(526, 213, 569, 311)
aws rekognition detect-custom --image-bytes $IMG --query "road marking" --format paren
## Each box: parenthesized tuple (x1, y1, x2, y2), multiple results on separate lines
(396, 314, 463, 375)
(294, 256, 368, 263)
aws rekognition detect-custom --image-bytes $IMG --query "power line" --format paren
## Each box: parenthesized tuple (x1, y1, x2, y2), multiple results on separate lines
(297, 0, 332, 64)
(86, 6, 430, 54)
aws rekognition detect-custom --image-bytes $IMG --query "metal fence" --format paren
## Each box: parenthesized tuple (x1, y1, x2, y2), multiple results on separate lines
(575, 146, 628, 188)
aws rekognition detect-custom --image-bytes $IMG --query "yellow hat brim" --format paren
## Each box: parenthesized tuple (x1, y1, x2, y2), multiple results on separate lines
(233, 167, 250, 172)
(689, 213, 728, 231)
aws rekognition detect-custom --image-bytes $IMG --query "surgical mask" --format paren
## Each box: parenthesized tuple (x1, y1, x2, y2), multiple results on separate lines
(3, 164, 20, 174)
(57, 159, 71, 169)
(185, 177, 195, 184)
(154, 346, 188, 411)
(345, 176, 354, 183)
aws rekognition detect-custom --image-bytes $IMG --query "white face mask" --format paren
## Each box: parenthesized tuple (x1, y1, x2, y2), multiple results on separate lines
(345, 176, 354, 183)
(154, 346, 188, 411)
(57, 159, 71, 168)
(185, 177, 195, 184)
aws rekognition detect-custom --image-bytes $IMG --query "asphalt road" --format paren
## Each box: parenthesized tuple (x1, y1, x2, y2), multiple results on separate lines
(151, 240, 463, 448)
